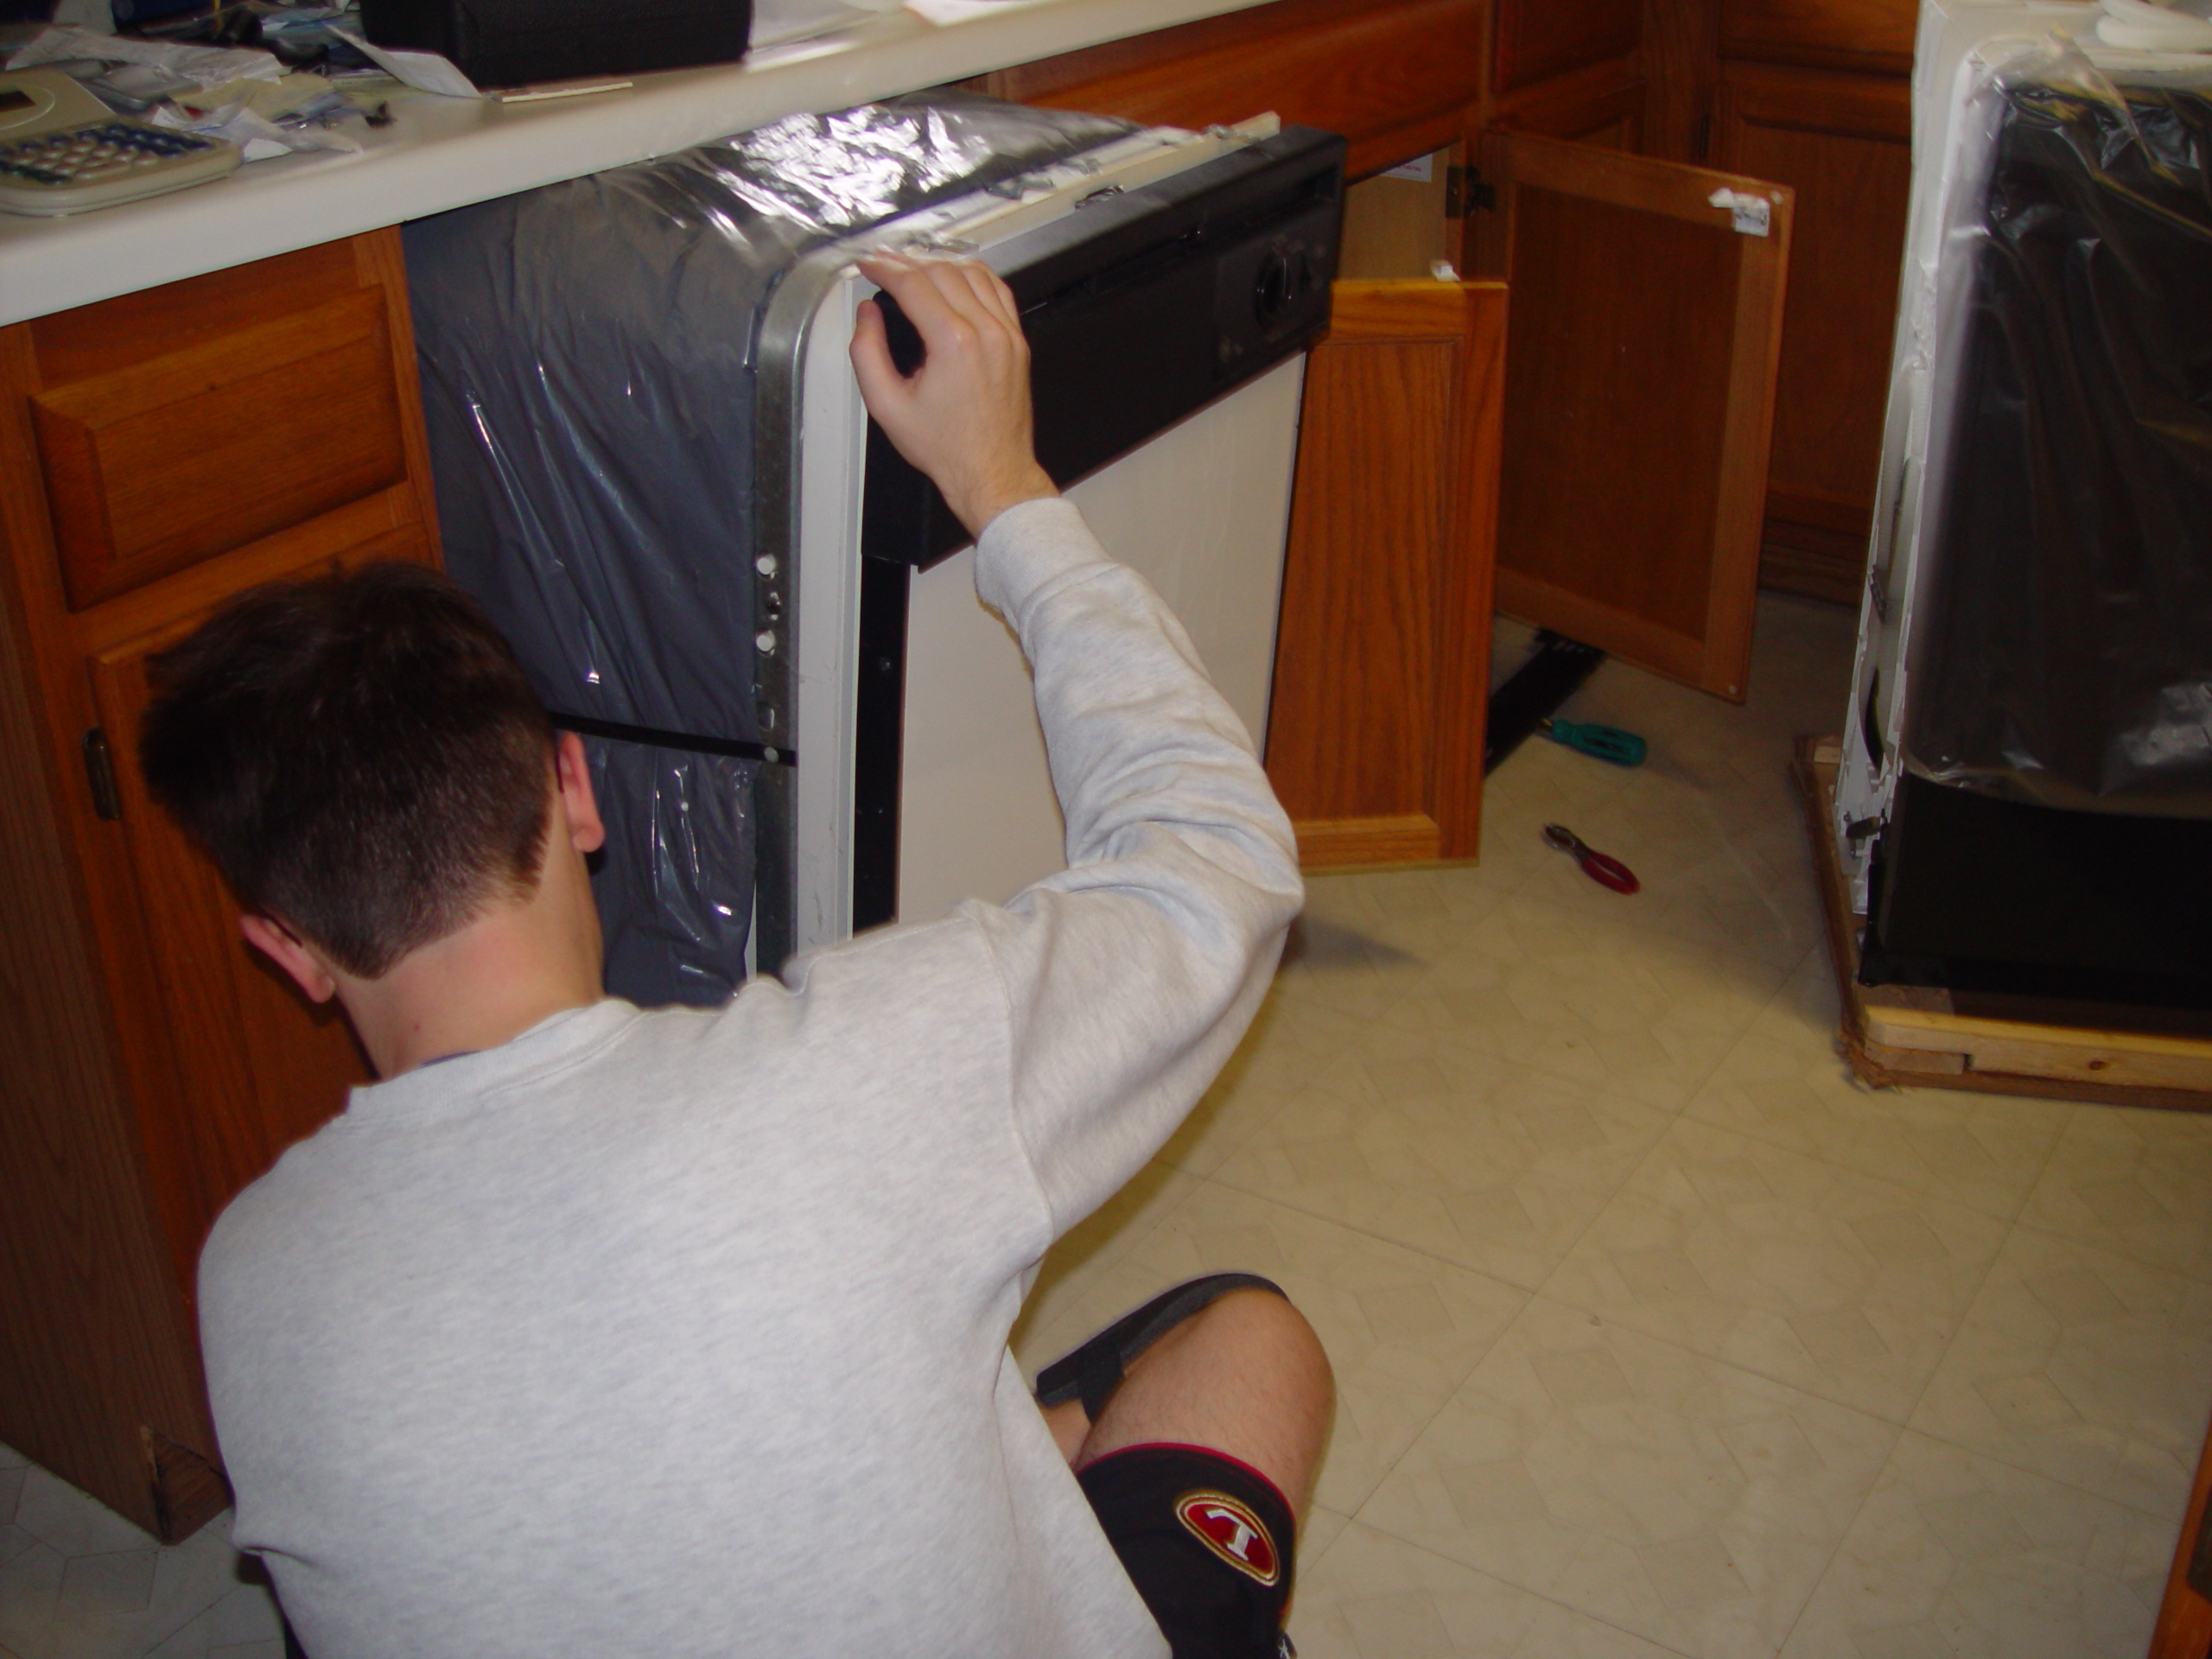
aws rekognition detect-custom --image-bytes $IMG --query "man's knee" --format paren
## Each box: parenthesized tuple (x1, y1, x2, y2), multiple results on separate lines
(1080, 1283, 1335, 1518)
(1163, 1287, 1332, 1408)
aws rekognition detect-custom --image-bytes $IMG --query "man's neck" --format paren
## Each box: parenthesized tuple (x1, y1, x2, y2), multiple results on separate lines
(336, 875, 606, 1080)
(324, 742, 611, 1080)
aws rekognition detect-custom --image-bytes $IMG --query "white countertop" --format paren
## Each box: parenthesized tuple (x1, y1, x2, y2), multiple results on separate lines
(0, 0, 1272, 324)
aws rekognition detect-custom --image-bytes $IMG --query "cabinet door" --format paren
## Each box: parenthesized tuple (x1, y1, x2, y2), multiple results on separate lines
(84, 529, 433, 1309)
(1264, 281, 1506, 867)
(1, 233, 444, 1313)
(1713, 62, 1911, 602)
(1471, 132, 1793, 700)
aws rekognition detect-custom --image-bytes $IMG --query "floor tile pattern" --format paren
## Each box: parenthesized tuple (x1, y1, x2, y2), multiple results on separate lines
(0, 1442, 280, 1659)
(10, 596, 2211, 1658)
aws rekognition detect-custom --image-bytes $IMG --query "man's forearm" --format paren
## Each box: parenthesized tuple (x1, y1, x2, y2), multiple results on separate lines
(976, 497, 1300, 899)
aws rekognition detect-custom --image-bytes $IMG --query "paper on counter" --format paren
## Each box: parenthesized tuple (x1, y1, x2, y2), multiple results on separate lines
(329, 28, 480, 98)
(906, 0, 1052, 23)
(152, 99, 359, 159)
(5, 24, 280, 86)
(181, 70, 338, 121)
(753, 0, 901, 48)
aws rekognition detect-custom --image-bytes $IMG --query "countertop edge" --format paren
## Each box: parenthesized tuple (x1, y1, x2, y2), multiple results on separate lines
(0, 0, 1277, 325)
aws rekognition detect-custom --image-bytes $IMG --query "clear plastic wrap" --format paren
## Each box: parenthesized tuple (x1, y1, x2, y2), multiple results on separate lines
(1904, 52, 2212, 817)
(405, 95, 1136, 1006)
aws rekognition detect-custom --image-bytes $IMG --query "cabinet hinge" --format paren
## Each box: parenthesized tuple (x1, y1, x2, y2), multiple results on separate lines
(1449, 167, 1497, 217)
(84, 727, 122, 821)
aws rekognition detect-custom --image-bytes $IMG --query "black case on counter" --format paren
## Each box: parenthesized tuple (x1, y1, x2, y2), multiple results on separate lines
(359, 0, 751, 88)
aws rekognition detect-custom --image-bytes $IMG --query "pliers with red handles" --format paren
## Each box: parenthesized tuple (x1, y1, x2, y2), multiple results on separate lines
(1542, 823, 1640, 894)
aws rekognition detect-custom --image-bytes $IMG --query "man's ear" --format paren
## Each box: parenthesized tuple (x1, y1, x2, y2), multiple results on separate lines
(241, 913, 339, 1005)
(555, 730, 606, 855)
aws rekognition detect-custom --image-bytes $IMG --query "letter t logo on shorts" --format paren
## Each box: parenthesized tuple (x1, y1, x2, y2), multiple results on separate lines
(1174, 1491, 1281, 1586)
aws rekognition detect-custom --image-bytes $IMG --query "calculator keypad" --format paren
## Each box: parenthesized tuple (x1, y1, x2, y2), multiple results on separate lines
(0, 116, 238, 214)
(0, 121, 216, 186)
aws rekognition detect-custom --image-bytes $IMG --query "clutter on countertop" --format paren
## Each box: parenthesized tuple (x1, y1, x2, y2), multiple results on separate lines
(0, 64, 243, 213)
(0, 0, 1087, 213)
(1, 8, 400, 180)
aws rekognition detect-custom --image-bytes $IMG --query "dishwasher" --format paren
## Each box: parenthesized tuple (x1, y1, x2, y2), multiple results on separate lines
(405, 97, 1343, 1002)
(1832, 5, 2212, 1010)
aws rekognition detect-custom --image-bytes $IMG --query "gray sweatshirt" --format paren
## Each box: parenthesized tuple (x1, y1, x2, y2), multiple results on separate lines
(200, 497, 1305, 1659)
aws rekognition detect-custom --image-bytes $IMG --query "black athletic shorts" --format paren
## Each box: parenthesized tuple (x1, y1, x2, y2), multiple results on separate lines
(1078, 1443, 1297, 1659)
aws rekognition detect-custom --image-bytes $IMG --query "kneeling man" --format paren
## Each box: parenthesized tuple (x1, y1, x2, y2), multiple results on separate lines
(141, 256, 1332, 1659)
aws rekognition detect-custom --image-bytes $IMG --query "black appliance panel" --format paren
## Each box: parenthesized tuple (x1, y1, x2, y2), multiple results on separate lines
(360, 0, 751, 87)
(861, 128, 1345, 573)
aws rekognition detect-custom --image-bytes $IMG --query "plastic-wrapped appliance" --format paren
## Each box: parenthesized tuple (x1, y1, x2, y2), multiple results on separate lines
(1834, 1, 2212, 1009)
(406, 96, 1343, 1004)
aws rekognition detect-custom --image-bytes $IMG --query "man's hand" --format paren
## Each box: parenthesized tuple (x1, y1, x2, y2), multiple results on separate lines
(850, 254, 1058, 539)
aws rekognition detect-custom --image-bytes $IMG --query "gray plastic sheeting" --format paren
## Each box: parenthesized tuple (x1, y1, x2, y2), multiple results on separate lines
(404, 96, 1135, 1007)
(1906, 67, 2212, 817)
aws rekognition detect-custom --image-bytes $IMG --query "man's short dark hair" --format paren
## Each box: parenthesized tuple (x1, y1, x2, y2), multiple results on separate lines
(139, 563, 556, 980)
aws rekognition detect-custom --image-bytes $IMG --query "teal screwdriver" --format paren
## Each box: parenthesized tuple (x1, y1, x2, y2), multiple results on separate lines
(1540, 718, 1647, 767)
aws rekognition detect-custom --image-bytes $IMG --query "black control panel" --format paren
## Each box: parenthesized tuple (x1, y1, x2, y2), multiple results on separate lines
(861, 125, 1346, 574)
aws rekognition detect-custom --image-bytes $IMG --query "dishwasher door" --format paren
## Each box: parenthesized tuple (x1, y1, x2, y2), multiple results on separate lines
(765, 124, 1343, 959)
(896, 355, 1306, 924)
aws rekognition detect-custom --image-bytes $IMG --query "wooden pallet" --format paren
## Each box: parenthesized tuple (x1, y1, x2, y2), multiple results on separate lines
(1794, 735, 2212, 1109)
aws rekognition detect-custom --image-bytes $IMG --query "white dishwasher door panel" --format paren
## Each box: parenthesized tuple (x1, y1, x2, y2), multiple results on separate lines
(896, 353, 1305, 921)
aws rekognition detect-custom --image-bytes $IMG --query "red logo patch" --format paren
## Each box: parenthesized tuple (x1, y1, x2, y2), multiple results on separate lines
(1175, 1490, 1281, 1586)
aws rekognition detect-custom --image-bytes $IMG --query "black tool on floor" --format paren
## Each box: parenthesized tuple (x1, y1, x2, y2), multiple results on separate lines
(1484, 630, 1607, 772)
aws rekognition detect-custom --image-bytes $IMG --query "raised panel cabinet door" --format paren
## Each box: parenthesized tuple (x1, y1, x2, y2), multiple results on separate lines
(1713, 62, 1911, 602)
(1471, 132, 1794, 700)
(83, 528, 435, 1311)
(1264, 281, 1507, 868)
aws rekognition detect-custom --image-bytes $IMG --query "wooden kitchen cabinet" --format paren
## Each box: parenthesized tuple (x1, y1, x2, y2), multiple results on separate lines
(997, 0, 1796, 864)
(0, 227, 440, 1540)
(971, 0, 1491, 181)
(1694, 0, 1921, 600)
(1487, 0, 1647, 147)
(2153, 1407, 2212, 1657)
(1473, 133, 1794, 700)
(1712, 60, 1911, 601)
(1264, 281, 1506, 867)
(1720, 0, 1917, 71)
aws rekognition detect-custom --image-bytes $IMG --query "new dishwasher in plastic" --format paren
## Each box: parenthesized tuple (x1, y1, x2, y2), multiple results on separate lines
(405, 98, 1344, 1004)
(1834, 3, 2212, 1008)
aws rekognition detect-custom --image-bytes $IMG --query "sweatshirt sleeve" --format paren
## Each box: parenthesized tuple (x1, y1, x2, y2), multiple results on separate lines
(960, 496, 1304, 1236)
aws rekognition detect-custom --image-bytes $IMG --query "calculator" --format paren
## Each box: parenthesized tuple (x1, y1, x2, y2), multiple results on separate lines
(0, 68, 241, 217)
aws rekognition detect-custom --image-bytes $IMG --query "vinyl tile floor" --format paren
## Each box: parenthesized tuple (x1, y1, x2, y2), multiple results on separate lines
(8, 594, 2209, 1659)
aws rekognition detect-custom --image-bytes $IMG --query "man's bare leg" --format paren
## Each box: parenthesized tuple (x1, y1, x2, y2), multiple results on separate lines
(1040, 1288, 1333, 1522)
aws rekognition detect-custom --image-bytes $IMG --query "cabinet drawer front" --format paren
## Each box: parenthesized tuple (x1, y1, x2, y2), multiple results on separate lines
(32, 287, 408, 612)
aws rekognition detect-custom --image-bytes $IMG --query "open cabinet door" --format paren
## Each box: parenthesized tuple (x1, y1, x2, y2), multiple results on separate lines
(1472, 132, 1793, 700)
(1265, 280, 1508, 868)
